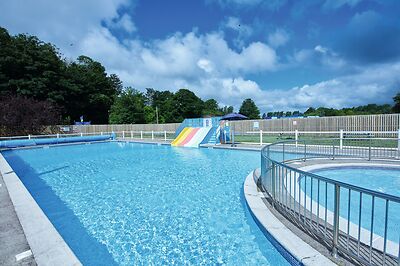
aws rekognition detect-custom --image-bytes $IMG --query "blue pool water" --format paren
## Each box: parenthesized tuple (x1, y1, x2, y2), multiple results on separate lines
(3, 142, 289, 266)
(301, 167, 400, 242)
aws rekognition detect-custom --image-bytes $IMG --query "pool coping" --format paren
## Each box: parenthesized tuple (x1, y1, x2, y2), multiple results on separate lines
(244, 171, 336, 266)
(0, 153, 81, 266)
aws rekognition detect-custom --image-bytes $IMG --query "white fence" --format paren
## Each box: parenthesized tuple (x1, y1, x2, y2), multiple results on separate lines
(0, 130, 176, 143)
(232, 129, 400, 148)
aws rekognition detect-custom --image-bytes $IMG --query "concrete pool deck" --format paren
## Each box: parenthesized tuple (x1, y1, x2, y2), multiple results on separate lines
(0, 154, 81, 266)
(0, 171, 36, 265)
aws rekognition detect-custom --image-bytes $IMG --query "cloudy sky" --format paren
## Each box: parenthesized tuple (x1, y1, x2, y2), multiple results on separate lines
(1, 0, 399, 112)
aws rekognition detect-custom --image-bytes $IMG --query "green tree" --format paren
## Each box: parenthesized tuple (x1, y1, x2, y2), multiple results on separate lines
(145, 88, 176, 122)
(239, 98, 260, 119)
(0, 27, 122, 124)
(221, 105, 234, 115)
(393, 93, 400, 113)
(172, 89, 204, 121)
(109, 88, 145, 124)
(144, 106, 155, 123)
(203, 99, 221, 116)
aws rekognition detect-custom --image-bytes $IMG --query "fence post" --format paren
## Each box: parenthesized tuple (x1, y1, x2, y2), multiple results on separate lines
(368, 138, 372, 161)
(397, 129, 400, 153)
(101, 132, 103, 135)
(332, 184, 340, 258)
(340, 129, 343, 150)
(80, 132, 83, 137)
(260, 130, 263, 146)
(140, 131, 143, 139)
(164, 131, 167, 142)
(122, 131, 125, 139)
(56, 133, 59, 138)
(28, 135, 31, 140)
(130, 131, 133, 138)
(295, 129, 298, 147)
(151, 130, 154, 140)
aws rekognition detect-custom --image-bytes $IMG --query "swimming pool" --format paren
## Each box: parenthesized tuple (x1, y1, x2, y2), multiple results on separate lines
(301, 166, 400, 242)
(3, 142, 290, 265)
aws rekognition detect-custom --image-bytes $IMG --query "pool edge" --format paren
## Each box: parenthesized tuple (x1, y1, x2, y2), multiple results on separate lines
(243, 171, 336, 266)
(0, 153, 82, 266)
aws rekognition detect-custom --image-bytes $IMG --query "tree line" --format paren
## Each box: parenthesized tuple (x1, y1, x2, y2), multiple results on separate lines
(263, 102, 399, 119)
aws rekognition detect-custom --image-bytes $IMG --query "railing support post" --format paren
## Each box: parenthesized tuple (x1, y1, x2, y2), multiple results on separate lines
(295, 129, 298, 147)
(140, 131, 143, 139)
(332, 184, 340, 258)
(303, 143, 307, 162)
(101, 132, 103, 135)
(151, 130, 154, 140)
(271, 162, 276, 208)
(80, 133, 83, 137)
(130, 131, 133, 138)
(340, 129, 343, 150)
(56, 133, 59, 138)
(260, 130, 263, 146)
(28, 134, 31, 140)
(332, 144, 335, 160)
(282, 142, 285, 162)
(164, 131, 167, 142)
(122, 131, 125, 139)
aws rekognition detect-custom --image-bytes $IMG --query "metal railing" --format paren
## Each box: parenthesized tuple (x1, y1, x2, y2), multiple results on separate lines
(260, 139, 400, 266)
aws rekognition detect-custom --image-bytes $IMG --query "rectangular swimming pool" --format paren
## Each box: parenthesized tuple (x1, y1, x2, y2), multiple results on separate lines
(3, 142, 290, 265)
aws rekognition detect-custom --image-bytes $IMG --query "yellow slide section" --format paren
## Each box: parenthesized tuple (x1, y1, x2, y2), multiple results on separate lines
(171, 127, 192, 146)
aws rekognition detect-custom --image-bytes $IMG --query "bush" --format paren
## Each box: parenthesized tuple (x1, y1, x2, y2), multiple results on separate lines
(0, 94, 61, 136)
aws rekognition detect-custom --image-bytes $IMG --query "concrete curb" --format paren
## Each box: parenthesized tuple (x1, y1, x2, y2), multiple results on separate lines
(243, 171, 336, 266)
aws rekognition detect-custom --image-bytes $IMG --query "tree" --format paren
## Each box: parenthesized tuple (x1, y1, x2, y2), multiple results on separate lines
(239, 98, 260, 119)
(0, 27, 122, 124)
(393, 92, 400, 113)
(221, 106, 234, 115)
(145, 88, 176, 122)
(144, 106, 155, 123)
(203, 99, 221, 116)
(109, 88, 146, 124)
(0, 94, 61, 136)
(172, 89, 204, 121)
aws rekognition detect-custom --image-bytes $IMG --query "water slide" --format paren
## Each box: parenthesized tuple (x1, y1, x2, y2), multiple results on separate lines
(171, 127, 213, 147)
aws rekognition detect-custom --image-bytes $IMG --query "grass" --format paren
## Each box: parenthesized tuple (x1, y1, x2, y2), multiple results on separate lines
(233, 134, 398, 148)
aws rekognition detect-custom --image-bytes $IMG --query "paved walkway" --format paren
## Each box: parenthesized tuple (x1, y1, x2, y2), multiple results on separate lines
(0, 173, 36, 266)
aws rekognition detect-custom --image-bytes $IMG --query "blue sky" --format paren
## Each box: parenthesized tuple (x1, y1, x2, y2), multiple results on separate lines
(1, 0, 400, 112)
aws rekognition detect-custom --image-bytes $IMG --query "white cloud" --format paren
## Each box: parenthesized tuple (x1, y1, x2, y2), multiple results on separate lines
(107, 14, 136, 33)
(323, 0, 362, 10)
(257, 62, 400, 111)
(292, 45, 346, 69)
(222, 16, 253, 48)
(314, 45, 328, 54)
(0, 0, 130, 56)
(268, 29, 289, 48)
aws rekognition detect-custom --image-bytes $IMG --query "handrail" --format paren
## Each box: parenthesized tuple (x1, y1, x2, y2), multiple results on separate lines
(260, 139, 400, 265)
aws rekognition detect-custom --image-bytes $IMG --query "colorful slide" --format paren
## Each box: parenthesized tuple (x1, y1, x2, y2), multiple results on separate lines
(171, 127, 213, 147)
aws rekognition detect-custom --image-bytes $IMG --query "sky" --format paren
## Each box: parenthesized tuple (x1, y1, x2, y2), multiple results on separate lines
(1, 0, 400, 113)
